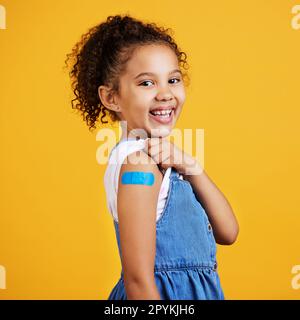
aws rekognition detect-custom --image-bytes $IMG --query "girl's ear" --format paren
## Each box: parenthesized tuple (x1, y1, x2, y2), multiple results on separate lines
(98, 85, 121, 112)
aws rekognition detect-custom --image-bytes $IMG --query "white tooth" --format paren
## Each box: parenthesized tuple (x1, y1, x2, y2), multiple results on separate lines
(152, 109, 172, 115)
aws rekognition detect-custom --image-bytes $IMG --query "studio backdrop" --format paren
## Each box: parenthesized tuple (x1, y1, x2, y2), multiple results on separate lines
(0, 0, 300, 299)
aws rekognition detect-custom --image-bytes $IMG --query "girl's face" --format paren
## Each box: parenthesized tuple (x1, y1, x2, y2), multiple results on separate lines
(115, 44, 186, 138)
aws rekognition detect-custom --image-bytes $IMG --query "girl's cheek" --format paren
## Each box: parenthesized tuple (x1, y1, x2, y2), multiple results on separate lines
(177, 90, 186, 105)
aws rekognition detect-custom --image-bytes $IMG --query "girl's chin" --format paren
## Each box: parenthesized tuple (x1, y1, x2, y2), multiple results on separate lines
(145, 125, 172, 138)
(152, 127, 171, 136)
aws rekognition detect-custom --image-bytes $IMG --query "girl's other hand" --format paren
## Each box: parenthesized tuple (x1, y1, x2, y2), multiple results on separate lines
(143, 137, 203, 176)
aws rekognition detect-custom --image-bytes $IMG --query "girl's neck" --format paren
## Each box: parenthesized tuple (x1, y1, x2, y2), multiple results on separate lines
(119, 122, 148, 142)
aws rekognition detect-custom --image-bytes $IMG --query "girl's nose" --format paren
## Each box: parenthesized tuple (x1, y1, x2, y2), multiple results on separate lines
(155, 86, 174, 101)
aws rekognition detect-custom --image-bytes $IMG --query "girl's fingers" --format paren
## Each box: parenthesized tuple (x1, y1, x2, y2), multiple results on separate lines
(149, 137, 161, 148)
(149, 143, 163, 160)
(147, 142, 172, 165)
(143, 138, 172, 165)
(152, 150, 172, 166)
(147, 145, 160, 163)
(143, 137, 160, 154)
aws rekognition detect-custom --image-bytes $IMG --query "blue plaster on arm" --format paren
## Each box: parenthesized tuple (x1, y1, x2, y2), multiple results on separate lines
(121, 171, 155, 186)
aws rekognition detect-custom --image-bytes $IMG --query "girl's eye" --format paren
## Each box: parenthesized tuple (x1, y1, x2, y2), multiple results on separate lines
(139, 80, 154, 87)
(139, 78, 181, 87)
(169, 78, 181, 84)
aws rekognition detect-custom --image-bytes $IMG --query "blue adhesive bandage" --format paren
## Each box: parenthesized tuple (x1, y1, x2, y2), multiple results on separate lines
(121, 171, 155, 186)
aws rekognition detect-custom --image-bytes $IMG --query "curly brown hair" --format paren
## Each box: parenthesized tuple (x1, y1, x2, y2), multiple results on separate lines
(64, 14, 190, 132)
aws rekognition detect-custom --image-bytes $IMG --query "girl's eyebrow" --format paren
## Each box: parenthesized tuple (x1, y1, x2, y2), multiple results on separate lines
(134, 69, 182, 80)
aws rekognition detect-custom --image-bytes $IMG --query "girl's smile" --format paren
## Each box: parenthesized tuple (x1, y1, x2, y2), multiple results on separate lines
(148, 105, 176, 125)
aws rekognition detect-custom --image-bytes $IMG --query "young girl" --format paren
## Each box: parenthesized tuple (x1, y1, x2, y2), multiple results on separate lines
(65, 14, 239, 300)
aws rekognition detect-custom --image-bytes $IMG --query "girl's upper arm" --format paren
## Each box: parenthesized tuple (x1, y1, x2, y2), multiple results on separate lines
(117, 150, 163, 285)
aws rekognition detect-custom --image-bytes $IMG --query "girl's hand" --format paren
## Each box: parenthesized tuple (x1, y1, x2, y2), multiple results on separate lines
(143, 137, 203, 176)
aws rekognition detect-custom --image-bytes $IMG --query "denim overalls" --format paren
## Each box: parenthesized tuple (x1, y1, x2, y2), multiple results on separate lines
(108, 167, 225, 300)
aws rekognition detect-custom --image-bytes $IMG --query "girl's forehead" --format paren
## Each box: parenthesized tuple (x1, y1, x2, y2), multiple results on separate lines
(125, 45, 179, 76)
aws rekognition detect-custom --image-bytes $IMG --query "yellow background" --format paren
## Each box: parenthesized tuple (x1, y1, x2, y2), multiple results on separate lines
(1, 0, 300, 299)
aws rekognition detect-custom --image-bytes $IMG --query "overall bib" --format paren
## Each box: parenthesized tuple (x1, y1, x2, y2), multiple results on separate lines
(108, 167, 225, 300)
